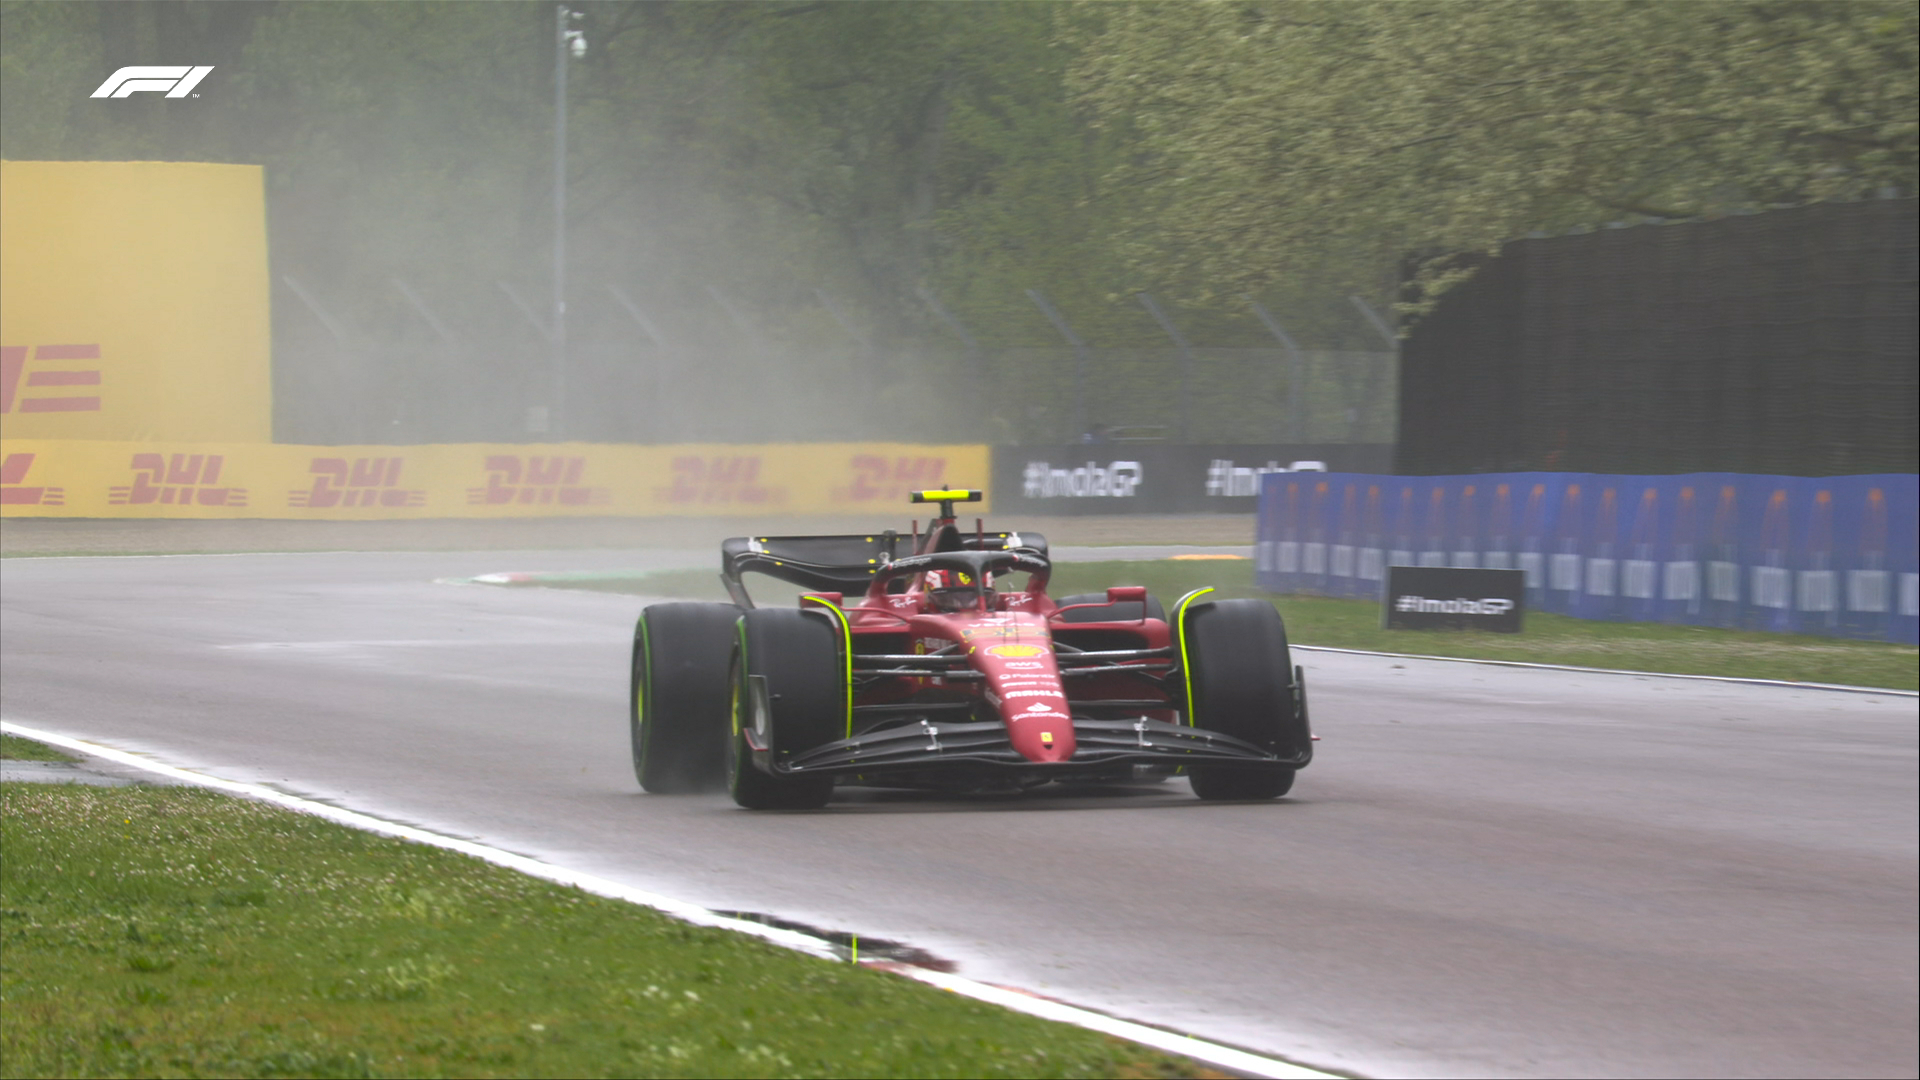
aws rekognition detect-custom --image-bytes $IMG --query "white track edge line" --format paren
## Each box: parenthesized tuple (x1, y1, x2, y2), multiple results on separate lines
(887, 965, 1337, 1078)
(1290, 644, 1917, 697)
(0, 719, 1341, 1080)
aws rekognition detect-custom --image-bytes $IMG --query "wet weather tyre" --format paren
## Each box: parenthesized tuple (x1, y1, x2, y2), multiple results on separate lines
(631, 602, 740, 794)
(1189, 764, 1296, 800)
(728, 608, 842, 810)
(1054, 592, 1167, 623)
(1179, 598, 1308, 801)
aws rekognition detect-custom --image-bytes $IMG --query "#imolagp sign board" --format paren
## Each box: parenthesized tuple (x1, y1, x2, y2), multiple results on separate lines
(1382, 566, 1526, 632)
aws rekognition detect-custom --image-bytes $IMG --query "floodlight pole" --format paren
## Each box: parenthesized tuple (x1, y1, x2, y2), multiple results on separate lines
(552, 4, 570, 440)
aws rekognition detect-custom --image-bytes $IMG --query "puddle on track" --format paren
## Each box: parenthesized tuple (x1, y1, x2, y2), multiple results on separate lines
(713, 910, 957, 972)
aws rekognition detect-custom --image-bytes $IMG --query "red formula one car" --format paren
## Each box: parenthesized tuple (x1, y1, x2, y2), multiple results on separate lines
(629, 490, 1311, 809)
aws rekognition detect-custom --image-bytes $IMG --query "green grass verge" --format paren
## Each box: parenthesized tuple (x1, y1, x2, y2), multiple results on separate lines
(559, 562, 1916, 691)
(0, 783, 1213, 1080)
(2, 734, 81, 763)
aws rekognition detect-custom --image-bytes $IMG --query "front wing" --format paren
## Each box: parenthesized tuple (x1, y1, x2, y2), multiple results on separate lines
(776, 717, 1309, 779)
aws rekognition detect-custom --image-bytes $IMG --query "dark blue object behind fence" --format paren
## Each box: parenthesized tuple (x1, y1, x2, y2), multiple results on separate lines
(1255, 472, 1919, 644)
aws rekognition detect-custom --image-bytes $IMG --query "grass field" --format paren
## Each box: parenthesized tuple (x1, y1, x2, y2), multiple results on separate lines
(551, 561, 1917, 691)
(0, 777, 1214, 1080)
(2, 734, 81, 762)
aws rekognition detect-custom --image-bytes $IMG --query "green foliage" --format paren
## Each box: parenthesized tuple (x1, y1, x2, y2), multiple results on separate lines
(1068, 0, 1920, 316)
(0, 783, 1210, 1079)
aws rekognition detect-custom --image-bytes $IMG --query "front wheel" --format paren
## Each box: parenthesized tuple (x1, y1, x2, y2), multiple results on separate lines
(1179, 598, 1310, 801)
(1189, 766, 1295, 800)
(727, 608, 842, 810)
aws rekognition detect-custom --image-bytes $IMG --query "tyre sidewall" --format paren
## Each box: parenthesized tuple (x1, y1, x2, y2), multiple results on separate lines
(1183, 598, 1296, 750)
(728, 609, 840, 809)
(737, 607, 846, 759)
(633, 602, 739, 793)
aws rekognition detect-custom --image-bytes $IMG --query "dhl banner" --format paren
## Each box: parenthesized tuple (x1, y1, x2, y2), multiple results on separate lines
(0, 440, 989, 519)
(1, 161, 273, 442)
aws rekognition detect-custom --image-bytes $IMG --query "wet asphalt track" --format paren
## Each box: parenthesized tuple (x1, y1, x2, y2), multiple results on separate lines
(2, 550, 1915, 1079)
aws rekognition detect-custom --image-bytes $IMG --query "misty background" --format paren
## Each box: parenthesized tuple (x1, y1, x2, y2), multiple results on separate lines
(2, 1, 1912, 449)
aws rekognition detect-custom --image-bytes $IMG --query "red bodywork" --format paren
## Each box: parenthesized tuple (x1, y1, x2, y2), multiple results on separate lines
(813, 585, 1177, 766)
(719, 497, 1297, 787)
(764, 508, 1178, 771)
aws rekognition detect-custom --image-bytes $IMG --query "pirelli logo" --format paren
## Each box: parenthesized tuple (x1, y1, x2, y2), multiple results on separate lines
(1, 345, 103, 414)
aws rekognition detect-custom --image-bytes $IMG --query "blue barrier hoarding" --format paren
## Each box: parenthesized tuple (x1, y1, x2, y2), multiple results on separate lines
(1255, 472, 1919, 644)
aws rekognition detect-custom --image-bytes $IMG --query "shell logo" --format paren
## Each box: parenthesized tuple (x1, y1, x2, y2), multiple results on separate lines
(987, 643, 1047, 659)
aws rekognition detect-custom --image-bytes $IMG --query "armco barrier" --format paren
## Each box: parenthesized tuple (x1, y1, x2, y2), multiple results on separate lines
(1255, 471, 1919, 644)
(991, 443, 1393, 515)
(0, 441, 988, 519)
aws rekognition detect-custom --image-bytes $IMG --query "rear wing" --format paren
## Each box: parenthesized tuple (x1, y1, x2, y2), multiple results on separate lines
(720, 529, 1048, 608)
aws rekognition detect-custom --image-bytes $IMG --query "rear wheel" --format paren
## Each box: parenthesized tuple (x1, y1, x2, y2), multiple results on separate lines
(1179, 598, 1308, 801)
(631, 603, 739, 793)
(728, 608, 843, 810)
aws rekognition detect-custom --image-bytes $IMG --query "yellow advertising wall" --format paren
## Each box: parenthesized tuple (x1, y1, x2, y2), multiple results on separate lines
(0, 440, 990, 518)
(0, 161, 272, 442)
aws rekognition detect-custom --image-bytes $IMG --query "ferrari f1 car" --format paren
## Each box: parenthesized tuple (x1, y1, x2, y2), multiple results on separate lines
(628, 490, 1312, 809)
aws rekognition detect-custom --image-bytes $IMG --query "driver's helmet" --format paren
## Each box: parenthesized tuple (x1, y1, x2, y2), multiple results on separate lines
(924, 568, 988, 613)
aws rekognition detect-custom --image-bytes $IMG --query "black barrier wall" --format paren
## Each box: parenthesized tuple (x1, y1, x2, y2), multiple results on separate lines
(992, 444, 1394, 515)
(1398, 198, 1919, 477)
